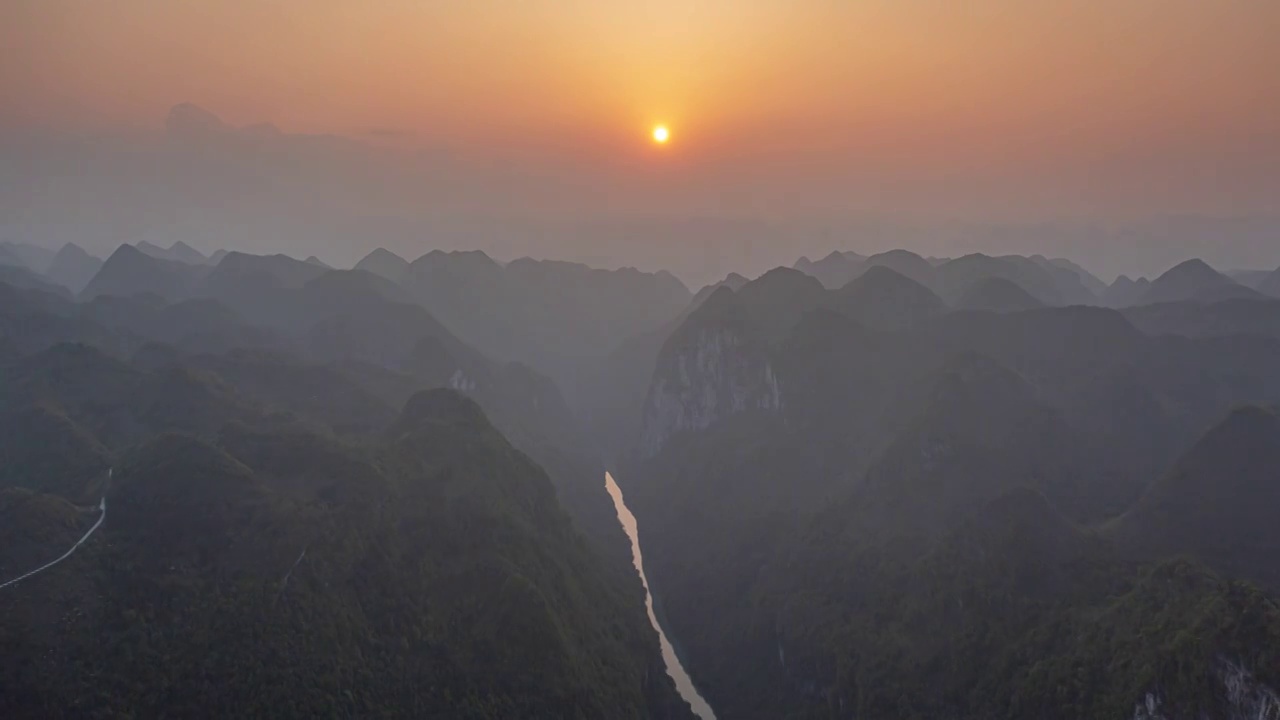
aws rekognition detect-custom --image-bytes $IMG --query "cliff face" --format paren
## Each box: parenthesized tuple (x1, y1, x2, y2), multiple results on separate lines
(1133, 657, 1280, 720)
(638, 326, 781, 457)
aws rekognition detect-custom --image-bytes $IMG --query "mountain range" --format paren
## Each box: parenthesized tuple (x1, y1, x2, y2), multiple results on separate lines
(3, 239, 1280, 718)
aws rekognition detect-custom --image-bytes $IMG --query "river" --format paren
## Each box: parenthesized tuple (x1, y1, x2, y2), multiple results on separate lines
(605, 472, 717, 720)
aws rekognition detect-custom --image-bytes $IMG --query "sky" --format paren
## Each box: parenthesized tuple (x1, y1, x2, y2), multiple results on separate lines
(3, 1, 1279, 282)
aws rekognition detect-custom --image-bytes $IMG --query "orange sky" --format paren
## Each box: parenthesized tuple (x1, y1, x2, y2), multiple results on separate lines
(3, 1, 1280, 223)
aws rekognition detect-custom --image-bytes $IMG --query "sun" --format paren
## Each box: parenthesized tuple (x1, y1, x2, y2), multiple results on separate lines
(652, 125, 670, 144)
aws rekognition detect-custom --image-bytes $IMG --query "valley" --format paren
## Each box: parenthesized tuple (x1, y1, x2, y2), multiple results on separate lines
(607, 472, 717, 720)
(2, 240, 1280, 718)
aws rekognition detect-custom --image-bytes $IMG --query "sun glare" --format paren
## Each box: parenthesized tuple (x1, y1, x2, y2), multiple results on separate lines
(652, 125, 670, 144)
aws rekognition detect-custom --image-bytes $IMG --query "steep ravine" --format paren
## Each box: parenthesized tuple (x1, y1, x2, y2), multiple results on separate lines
(606, 472, 717, 720)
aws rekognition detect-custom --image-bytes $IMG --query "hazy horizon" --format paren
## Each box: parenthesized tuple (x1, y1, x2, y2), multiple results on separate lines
(4, 1, 1279, 284)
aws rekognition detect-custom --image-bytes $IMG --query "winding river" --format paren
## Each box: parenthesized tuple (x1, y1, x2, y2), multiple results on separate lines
(605, 472, 717, 720)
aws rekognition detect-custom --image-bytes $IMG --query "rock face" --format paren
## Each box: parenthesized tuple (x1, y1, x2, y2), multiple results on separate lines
(638, 326, 781, 456)
(1134, 657, 1280, 720)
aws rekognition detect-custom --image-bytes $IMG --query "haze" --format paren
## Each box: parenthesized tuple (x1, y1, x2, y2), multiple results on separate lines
(3, 1, 1279, 282)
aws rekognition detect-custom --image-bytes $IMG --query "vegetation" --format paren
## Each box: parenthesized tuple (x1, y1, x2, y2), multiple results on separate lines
(621, 267, 1280, 719)
(6, 241, 1280, 719)
(0, 391, 691, 718)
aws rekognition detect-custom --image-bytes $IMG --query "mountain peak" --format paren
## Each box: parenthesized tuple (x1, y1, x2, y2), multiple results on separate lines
(834, 265, 944, 330)
(53, 242, 91, 260)
(1157, 258, 1220, 282)
(742, 266, 824, 296)
(165, 103, 231, 136)
(354, 248, 411, 284)
(167, 241, 207, 264)
(1141, 258, 1256, 305)
(364, 247, 406, 262)
(46, 242, 103, 294)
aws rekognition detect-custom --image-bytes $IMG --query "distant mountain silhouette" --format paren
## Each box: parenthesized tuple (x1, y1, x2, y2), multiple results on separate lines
(955, 277, 1045, 313)
(0, 265, 71, 299)
(732, 267, 827, 341)
(1024, 255, 1101, 304)
(8, 243, 1280, 719)
(689, 272, 749, 309)
(207, 251, 326, 291)
(1037, 256, 1109, 296)
(81, 244, 208, 301)
(298, 268, 415, 307)
(0, 243, 57, 273)
(864, 249, 938, 288)
(44, 243, 102, 294)
(1123, 298, 1280, 342)
(372, 249, 692, 417)
(1102, 274, 1151, 307)
(833, 265, 945, 329)
(1139, 259, 1261, 305)
(934, 253, 1076, 305)
(165, 102, 232, 137)
(354, 247, 411, 285)
(81, 295, 283, 356)
(1229, 268, 1274, 290)
(0, 245, 24, 268)
(794, 251, 866, 289)
(1259, 267, 1280, 299)
(168, 241, 208, 265)
(1115, 406, 1280, 591)
(133, 240, 210, 265)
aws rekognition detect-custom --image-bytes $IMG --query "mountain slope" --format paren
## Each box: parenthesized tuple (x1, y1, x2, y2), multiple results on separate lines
(0, 265, 71, 299)
(1115, 406, 1280, 591)
(954, 277, 1046, 313)
(794, 251, 866, 289)
(1259, 267, 1280, 298)
(0, 391, 694, 718)
(935, 253, 1069, 305)
(864, 249, 938, 288)
(1140, 259, 1261, 305)
(832, 265, 945, 329)
(0, 243, 57, 273)
(44, 243, 103, 294)
(394, 250, 692, 412)
(354, 247, 412, 285)
(1104, 274, 1153, 307)
(81, 244, 209, 301)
